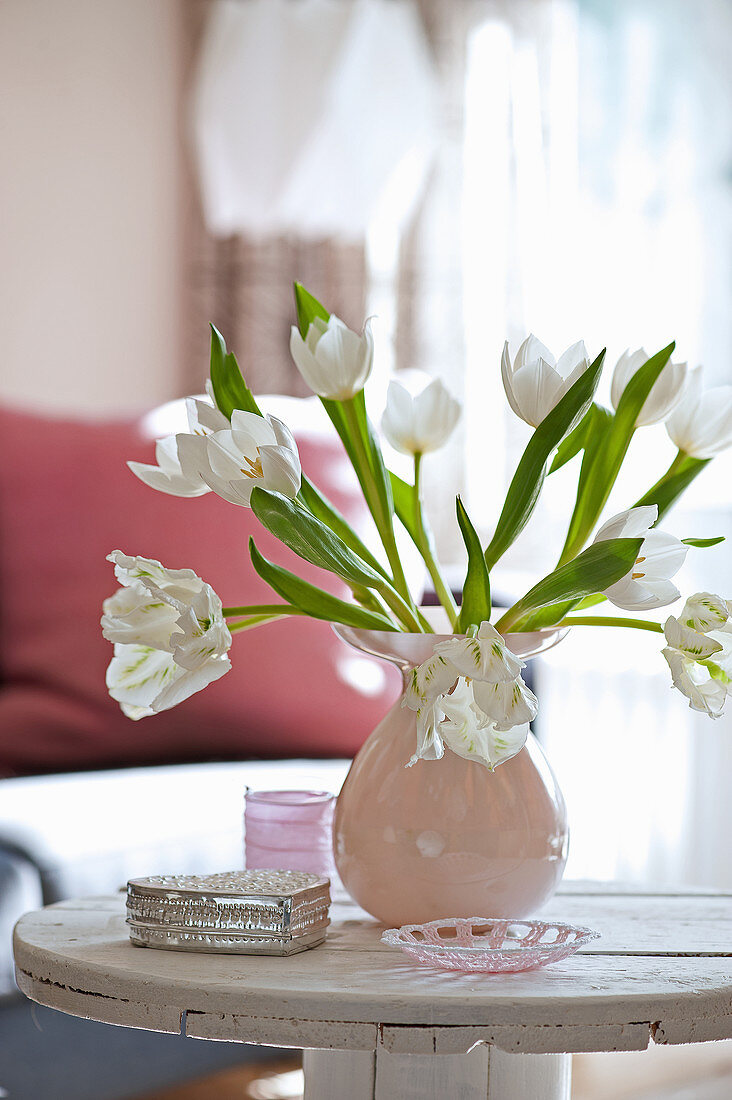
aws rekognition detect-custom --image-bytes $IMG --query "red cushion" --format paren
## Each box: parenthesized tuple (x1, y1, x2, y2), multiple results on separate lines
(0, 404, 398, 776)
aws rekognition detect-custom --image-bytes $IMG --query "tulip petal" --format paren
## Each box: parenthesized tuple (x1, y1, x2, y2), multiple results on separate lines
(663, 647, 727, 718)
(407, 699, 447, 766)
(186, 397, 230, 435)
(515, 334, 555, 369)
(259, 445, 302, 498)
(664, 617, 723, 659)
(434, 623, 524, 682)
(611, 349, 648, 410)
(267, 414, 299, 453)
(127, 459, 210, 498)
(509, 360, 566, 427)
(472, 676, 538, 730)
(383, 378, 461, 455)
(102, 587, 179, 650)
(668, 379, 732, 458)
(680, 592, 731, 633)
(556, 340, 589, 380)
(229, 410, 277, 446)
(594, 506, 658, 542)
(501, 341, 526, 422)
(610, 348, 687, 426)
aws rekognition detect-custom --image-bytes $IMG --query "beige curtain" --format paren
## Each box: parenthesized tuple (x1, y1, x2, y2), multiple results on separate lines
(179, 0, 449, 396)
(180, 0, 441, 396)
(179, 1, 368, 395)
(184, 232, 366, 396)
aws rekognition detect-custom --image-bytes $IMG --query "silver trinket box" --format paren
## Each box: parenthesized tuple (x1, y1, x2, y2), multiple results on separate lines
(126, 870, 330, 955)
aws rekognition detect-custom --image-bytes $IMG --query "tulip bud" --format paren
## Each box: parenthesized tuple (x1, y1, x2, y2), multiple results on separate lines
(501, 335, 590, 427)
(289, 315, 373, 400)
(381, 377, 461, 455)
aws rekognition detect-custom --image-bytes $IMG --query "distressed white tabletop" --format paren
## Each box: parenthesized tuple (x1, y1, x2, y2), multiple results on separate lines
(13, 885, 732, 1053)
(13, 886, 732, 1099)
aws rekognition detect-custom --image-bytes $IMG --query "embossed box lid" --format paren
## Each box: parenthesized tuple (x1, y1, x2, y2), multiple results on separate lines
(126, 870, 330, 955)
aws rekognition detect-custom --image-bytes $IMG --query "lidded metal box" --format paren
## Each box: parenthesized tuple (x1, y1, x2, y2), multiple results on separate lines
(126, 870, 330, 955)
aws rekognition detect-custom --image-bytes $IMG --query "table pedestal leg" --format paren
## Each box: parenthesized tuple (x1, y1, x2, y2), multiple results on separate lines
(303, 1046, 572, 1100)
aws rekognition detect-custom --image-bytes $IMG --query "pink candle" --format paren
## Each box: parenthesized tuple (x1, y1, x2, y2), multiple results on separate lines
(244, 789, 336, 880)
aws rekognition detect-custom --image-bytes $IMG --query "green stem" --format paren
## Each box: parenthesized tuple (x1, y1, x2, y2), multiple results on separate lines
(228, 613, 294, 632)
(558, 615, 664, 633)
(374, 579, 424, 632)
(223, 604, 305, 617)
(494, 604, 526, 632)
(633, 448, 686, 509)
(413, 453, 459, 628)
(341, 397, 419, 621)
(415, 606, 435, 632)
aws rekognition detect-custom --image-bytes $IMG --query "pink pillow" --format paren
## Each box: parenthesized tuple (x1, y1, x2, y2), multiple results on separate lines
(0, 404, 398, 776)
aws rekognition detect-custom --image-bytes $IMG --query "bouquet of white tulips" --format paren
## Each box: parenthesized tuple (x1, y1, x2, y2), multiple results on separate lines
(102, 283, 732, 762)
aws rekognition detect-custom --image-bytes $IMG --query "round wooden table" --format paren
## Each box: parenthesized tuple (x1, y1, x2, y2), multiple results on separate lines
(13, 885, 732, 1099)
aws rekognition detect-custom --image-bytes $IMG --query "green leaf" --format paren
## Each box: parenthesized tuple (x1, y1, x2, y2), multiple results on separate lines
(230, 612, 294, 631)
(209, 325, 261, 419)
(294, 282, 330, 338)
(511, 593, 605, 629)
(455, 496, 491, 631)
(511, 600, 581, 631)
(320, 396, 379, 521)
(353, 388, 395, 518)
(390, 471, 419, 544)
(250, 540, 396, 630)
(633, 454, 711, 523)
(250, 487, 387, 592)
(549, 404, 612, 474)
(484, 350, 605, 572)
(559, 343, 675, 561)
(299, 476, 390, 580)
(518, 589, 610, 629)
(507, 537, 643, 623)
(682, 536, 726, 548)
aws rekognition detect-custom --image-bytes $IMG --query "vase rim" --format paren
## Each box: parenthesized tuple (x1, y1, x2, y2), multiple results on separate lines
(333, 613, 569, 668)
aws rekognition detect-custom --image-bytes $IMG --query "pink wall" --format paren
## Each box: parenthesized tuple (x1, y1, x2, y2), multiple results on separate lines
(0, 0, 186, 414)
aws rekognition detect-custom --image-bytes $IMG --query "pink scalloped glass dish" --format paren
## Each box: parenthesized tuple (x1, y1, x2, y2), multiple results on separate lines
(381, 917, 600, 973)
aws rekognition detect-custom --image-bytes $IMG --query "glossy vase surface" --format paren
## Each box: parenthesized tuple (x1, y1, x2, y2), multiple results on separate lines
(333, 622, 569, 926)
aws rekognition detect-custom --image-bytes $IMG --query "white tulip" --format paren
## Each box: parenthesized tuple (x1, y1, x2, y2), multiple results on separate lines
(130, 402, 301, 509)
(402, 623, 534, 769)
(472, 675, 539, 732)
(676, 592, 732, 635)
(665, 366, 732, 458)
(610, 348, 687, 427)
(662, 593, 732, 719)
(592, 506, 688, 611)
(127, 434, 209, 498)
(381, 378, 461, 455)
(662, 648, 728, 719)
(440, 679, 529, 770)
(403, 652, 458, 709)
(433, 622, 525, 683)
(289, 315, 373, 400)
(128, 397, 230, 498)
(501, 335, 590, 427)
(204, 411, 301, 506)
(407, 698, 447, 768)
(106, 644, 231, 720)
(102, 552, 232, 718)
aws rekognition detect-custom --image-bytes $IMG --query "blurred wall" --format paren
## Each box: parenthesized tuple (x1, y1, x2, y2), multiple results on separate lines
(0, 0, 185, 415)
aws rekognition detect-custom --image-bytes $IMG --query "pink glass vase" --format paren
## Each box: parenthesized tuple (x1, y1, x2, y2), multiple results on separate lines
(332, 623, 569, 926)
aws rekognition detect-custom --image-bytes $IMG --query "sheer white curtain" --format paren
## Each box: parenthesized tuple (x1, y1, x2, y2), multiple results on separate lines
(451, 0, 732, 886)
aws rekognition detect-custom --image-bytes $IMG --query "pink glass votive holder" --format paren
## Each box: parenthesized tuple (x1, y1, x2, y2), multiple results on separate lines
(244, 789, 337, 880)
